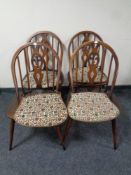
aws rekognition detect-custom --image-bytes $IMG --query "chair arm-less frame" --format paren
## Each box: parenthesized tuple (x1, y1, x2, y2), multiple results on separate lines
(62, 41, 120, 150)
(7, 42, 67, 150)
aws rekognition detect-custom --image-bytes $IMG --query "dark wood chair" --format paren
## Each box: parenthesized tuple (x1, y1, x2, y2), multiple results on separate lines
(22, 31, 64, 89)
(62, 41, 120, 149)
(7, 42, 67, 150)
(68, 31, 108, 87)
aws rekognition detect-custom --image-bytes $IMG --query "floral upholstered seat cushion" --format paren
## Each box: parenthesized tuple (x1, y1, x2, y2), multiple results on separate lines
(23, 71, 58, 88)
(73, 67, 107, 83)
(14, 93, 67, 127)
(68, 92, 120, 122)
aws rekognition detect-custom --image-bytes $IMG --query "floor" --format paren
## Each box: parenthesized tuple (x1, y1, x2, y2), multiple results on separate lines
(0, 88, 131, 175)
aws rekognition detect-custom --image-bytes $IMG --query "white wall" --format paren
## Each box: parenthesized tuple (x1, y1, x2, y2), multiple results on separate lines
(0, 0, 131, 87)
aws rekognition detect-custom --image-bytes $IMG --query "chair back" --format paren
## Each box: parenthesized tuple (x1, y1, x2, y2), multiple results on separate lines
(28, 31, 63, 64)
(69, 41, 119, 96)
(68, 31, 103, 66)
(11, 42, 62, 100)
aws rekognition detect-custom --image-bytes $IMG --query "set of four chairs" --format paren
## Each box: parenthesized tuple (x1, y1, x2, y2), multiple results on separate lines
(7, 30, 120, 151)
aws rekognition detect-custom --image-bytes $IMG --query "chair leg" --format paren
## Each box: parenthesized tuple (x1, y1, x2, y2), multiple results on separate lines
(9, 119, 15, 151)
(55, 126, 65, 150)
(61, 117, 72, 146)
(111, 119, 117, 150)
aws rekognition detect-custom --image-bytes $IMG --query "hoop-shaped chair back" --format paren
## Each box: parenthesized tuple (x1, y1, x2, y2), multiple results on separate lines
(68, 31, 103, 64)
(70, 41, 119, 96)
(11, 42, 61, 100)
(27, 31, 63, 64)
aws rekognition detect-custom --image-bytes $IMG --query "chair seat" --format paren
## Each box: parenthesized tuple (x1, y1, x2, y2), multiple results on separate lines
(73, 67, 107, 83)
(13, 93, 67, 127)
(23, 70, 58, 88)
(68, 92, 120, 122)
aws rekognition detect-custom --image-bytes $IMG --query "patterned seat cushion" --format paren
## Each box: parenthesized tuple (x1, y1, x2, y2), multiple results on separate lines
(14, 93, 67, 127)
(68, 92, 120, 122)
(23, 71, 58, 88)
(73, 67, 107, 83)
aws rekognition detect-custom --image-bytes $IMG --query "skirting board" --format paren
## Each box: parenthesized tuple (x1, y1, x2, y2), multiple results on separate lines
(0, 85, 131, 93)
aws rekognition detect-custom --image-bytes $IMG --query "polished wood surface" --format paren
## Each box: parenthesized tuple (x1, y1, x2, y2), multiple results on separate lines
(27, 31, 63, 62)
(7, 42, 64, 150)
(6, 96, 19, 119)
(27, 31, 64, 86)
(68, 31, 103, 60)
(63, 41, 119, 150)
(11, 42, 62, 98)
(68, 31, 105, 86)
(70, 41, 119, 95)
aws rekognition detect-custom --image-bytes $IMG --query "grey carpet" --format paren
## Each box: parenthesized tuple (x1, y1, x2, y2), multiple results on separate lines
(0, 88, 131, 175)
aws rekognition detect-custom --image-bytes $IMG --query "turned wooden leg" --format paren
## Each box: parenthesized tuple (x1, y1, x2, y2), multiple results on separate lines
(55, 126, 65, 150)
(111, 119, 117, 150)
(9, 119, 15, 151)
(55, 126, 63, 142)
(61, 117, 72, 146)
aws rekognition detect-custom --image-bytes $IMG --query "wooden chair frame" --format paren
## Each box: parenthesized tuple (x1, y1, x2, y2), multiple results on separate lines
(62, 41, 119, 150)
(68, 31, 105, 87)
(68, 30, 103, 60)
(28, 31, 63, 60)
(17, 31, 64, 89)
(7, 42, 66, 150)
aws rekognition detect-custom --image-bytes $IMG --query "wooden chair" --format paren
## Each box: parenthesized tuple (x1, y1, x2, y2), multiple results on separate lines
(62, 41, 120, 149)
(68, 31, 108, 87)
(7, 42, 67, 150)
(22, 31, 64, 89)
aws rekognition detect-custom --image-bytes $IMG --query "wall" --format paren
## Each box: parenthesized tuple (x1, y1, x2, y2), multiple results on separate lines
(0, 0, 131, 87)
